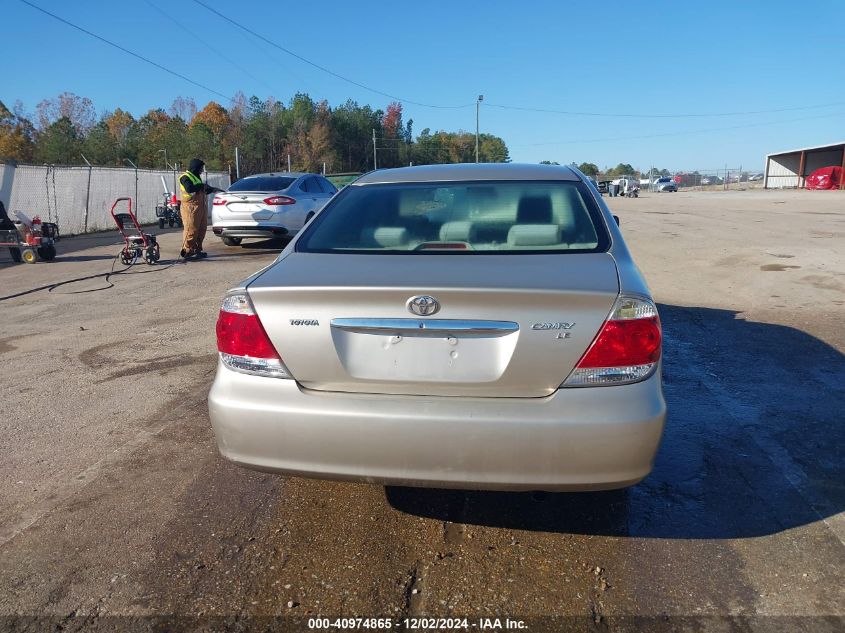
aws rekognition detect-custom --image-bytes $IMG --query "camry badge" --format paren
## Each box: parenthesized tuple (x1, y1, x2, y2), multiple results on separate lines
(532, 322, 576, 330)
(407, 295, 440, 316)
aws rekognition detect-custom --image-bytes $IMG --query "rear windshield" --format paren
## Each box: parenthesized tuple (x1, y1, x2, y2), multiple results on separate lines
(297, 180, 609, 254)
(228, 176, 295, 192)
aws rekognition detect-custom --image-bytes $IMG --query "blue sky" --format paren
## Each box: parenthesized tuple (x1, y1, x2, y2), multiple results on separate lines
(5, 0, 844, 171)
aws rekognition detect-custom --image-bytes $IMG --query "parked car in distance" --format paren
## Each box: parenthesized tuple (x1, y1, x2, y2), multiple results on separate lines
(700, 176, 723, 186)
(654, 177, 677, 192)
(211, 172, 337, 247)
(617, 176, 640, 196)
(325, 172, 362, 190)
(209, 163, 666, 491)
(749, 173, 764, 181)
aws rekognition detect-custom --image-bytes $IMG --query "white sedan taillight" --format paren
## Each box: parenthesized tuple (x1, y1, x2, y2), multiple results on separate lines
(563, 296, 661, 387)
(215, 293, 291, 379)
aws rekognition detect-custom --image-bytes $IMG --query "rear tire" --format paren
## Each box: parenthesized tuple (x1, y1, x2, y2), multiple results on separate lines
(120, 249, 136, 266)
(158, 218, 165, 230)
(221, 236, 242, 247)
(37, 245, 57, 260)
(168, 218, 175, 227)
(9, 248, 22, 263)
(143, 244, 160, 265)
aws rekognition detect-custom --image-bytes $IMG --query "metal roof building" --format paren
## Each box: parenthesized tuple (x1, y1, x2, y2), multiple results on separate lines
(765, 141, 845, 189)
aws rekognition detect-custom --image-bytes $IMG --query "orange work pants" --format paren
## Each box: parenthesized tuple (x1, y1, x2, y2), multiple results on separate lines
(180, 194, 208, 253)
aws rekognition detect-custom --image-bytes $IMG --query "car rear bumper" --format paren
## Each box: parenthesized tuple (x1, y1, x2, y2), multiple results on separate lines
(212, 224, 290, 239)
(208, 362, 666, 491)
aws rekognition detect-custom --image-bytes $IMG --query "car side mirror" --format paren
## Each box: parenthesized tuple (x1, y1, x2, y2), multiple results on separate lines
(613, 215, 620, 226)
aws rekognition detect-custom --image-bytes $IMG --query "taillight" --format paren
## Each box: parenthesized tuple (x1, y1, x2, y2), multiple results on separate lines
(212, 197, 227, 205)
(216, 293, 290, 378)
(263, 196, 296, 205)
(563, 296, 661, 387)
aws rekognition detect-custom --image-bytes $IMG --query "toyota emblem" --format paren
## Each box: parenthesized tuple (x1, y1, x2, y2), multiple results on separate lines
(407, 295, 440, 316)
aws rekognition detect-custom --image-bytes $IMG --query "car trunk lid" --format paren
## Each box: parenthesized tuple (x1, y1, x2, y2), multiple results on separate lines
(247, 253, 619, 397)
(215, 191, 278, 220)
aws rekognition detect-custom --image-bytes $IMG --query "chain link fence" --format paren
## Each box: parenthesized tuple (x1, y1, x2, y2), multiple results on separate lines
(639, 167, 765, 191)
(0, 163, 230, 235)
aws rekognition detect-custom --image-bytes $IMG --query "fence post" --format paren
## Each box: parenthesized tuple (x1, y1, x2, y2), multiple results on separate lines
(84, 166, 92, 233)
(80, 154, 93, 234)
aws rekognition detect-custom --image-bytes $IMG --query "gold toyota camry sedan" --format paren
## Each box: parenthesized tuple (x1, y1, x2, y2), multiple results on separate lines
(209, 163, 666, 491)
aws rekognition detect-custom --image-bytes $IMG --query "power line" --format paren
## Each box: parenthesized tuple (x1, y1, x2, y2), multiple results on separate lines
(18, 0, 233, 103)
(190, 0, 473, 110)
(512, 110, 845, 147)
(141, 0, 274, 93)
(486, 100, 845, 119)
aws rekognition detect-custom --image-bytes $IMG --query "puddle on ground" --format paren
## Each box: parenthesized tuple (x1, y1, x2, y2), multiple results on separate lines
(0, 337, 18, 354)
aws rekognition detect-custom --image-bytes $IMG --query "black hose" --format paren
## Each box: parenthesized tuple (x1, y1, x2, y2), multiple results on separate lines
(0, 252, 182, 301)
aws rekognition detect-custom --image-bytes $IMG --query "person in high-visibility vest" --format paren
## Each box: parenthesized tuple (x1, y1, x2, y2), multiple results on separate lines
(179, 158, 221, 259)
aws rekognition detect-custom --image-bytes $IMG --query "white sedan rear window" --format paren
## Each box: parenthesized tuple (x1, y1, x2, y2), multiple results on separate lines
(298, 181, 608, 254)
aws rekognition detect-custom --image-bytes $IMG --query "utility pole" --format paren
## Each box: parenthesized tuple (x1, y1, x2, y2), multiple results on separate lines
(235, 146, 240, 179)
(475, 95, 484, 163)
(372, 129, 378, 170)
(287, 154, 291, 172)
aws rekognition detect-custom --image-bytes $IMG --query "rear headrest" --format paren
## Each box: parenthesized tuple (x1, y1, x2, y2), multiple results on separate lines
(517, 196, 553, 224)
(439, 221, 475, 242)
(507, 224, 561, 247)
(360, 227, 409, 248)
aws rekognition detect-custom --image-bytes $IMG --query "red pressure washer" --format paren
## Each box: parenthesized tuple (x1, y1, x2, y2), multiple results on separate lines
(109, 197, 160, 265)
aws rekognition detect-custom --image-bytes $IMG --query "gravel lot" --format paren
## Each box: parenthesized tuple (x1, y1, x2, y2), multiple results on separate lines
(0, 189, 842, 632)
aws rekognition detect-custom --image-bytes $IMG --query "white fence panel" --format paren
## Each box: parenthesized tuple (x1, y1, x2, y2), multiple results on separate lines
(2, 163, 230, 234)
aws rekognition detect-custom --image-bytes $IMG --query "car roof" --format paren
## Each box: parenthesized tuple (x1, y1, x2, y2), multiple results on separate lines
(354, 163, 581, 185)
(236, 172, 311, 179)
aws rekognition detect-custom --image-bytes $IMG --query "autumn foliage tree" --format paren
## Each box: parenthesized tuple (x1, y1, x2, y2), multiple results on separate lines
(1, 92, 512, 175)
(0, 100, 35, 162)
(35, 92, 96, 135)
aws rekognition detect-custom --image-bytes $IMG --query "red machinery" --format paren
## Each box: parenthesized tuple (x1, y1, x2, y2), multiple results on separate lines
(109, 197, 160, 265)
(805, 166, 842, 190)
(0, 211, 59, 264)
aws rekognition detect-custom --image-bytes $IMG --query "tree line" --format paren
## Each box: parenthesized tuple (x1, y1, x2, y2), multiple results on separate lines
(542, 161, 673, 180)
(0, 92, 510, 176)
